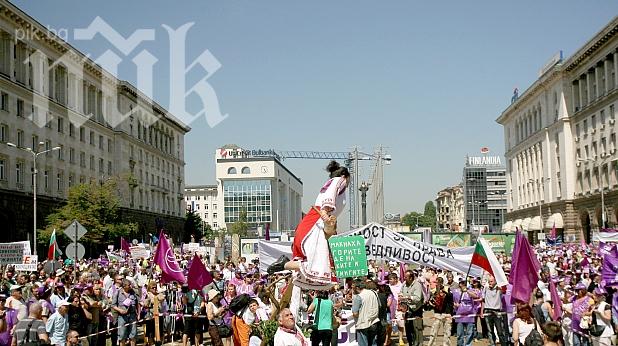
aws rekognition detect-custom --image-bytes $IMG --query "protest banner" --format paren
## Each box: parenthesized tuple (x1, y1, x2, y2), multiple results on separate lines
(336, 223, 482, 276)
(14, 255, 37, 271)
(0, 243, 26, 265)
(9, 241, 31, 256)
(329, 236, 368, 278)
(183, 242, 200, 254)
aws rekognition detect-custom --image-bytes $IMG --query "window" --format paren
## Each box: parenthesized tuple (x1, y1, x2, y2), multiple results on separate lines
(56, 173, 62, 190)
(213, 213, 217, 219)
(205, 204, 208, 210)
(68, 174, 74, 187)
(107, 161, 112, 175)
(80, 152, 85, 167)
(45, 113, 52, 128)
(213, 204, 217, 210)
(79, 127, 85, 142)
(15, 162, 21, 184)
(601, 110, 606, 124)
(99, 135, 103, 149)
(44, 170, 49, 189)
(213, 222, 218, 229)
(592, 114, 596, 129)
(241, 167, 251, 174)
(16, 130, 23, 147)
(0, 159, 5, 180)
(16, 99, 23, 117)
(196, 204, 200, 210)
(69, 123, 75, 137)
(57, 117, 64, 133)
(0, 124, 6, 142)
(31, 135, 38, 151)
(90, 155, 95, 171)
(227, 167, 237, 174)
(107, 139, 112, 153)
(0, 92, 7, 111)
(99, 158, 104, 173)
(89, 131, 94, 145)
(611, 104, 615, 120)
(44, 140, 51, 156)
(57, 145, 64, 160)
(205, 212, 209, 219)
(69, 148, 75, 164)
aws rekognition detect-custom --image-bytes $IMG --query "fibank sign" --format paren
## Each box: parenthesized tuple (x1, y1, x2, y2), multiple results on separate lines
(467, 156, 502, 166)
(217, 147, 281, 161)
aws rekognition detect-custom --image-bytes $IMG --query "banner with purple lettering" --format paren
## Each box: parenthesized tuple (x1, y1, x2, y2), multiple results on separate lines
(335, 223, 482, 276)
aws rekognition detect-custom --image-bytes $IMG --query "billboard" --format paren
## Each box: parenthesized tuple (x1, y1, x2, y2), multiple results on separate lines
(480, 234, 516, 255)
(431, 233, 471, 248)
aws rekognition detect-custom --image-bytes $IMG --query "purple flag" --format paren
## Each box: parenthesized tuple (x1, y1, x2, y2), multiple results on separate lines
(510, 230, 540, 303)
(121, 237, 131, 253)
(549, 278, 562, 320)
(264, 223, 270, 241)
(581, 256, 590, 268)
(599, 242, 618, 257)
(187, 254, 213, 290)
(153, 231, 186, 284)
(399, 262, 405, 282)
(602, 254, 618, 288)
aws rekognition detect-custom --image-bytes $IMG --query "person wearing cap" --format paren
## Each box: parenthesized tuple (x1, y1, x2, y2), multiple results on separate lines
(591, 287, 614, 345)
(6, 284, 27, 321)
(50, 283, 69, 309)
(46, 300, 70, 345)
(11, 301, 49, 345)
(206, 289, 228, 346)
(571, 282, 594, 346)
(36, 285, 54, 324)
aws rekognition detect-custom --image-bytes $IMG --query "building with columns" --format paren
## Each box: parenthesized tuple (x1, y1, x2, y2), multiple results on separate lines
(435, 184, 465, 231)
(0, 1, 190, 245)
(497, 16, 618, 243)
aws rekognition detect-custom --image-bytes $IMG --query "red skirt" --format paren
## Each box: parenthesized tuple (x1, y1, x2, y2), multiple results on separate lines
(291, 206, 321, 260)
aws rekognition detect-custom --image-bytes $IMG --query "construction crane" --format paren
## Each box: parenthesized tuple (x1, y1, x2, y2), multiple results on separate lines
(252, 148, 390, 227)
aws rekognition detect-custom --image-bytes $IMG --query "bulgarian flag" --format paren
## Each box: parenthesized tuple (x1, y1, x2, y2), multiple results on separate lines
(471, 238, 508, 287)
(47, 229, 61, 260)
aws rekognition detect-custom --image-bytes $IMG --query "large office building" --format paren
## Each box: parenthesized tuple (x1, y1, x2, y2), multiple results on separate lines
(0, 1, 190, 244)
(185, 144, 303, 232)
(462, 155, 508, 233)
(497, 16, 618, 243)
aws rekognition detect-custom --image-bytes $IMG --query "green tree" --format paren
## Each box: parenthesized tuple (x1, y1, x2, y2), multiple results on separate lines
(40, 179, 138, 247)
(228, 209, 249, 237)
(184, 210, 204, 243)
(424, 201, 436, 220)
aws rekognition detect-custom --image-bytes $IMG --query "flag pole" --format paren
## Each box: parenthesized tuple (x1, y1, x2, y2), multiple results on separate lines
(458, 240, 477, 304)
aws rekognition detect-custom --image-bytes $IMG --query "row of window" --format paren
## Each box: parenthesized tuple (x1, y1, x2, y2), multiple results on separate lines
(227, 167, 251, 174)
(572, 50, 617, 113)
(129, 144, 179, 176)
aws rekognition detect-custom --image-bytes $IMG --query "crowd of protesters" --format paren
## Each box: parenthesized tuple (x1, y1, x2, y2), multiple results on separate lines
(0, 237, 614, 346)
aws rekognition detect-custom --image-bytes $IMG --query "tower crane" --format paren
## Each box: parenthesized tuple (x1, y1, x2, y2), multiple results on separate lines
(251, 148, 391, 227)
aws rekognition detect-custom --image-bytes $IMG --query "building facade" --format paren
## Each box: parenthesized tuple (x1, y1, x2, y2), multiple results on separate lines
(184, 185, 223, 230)
(462, 156, 507, 233)
(0, 1, 190, 246)
(435, 184, 465, 231)
(184, 145, 303, 232)
(497, 16, 618, 243)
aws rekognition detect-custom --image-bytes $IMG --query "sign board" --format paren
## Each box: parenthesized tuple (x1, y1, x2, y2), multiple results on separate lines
(466, 156, 503, 166)
(538, 50, 563, 77)
(401, 233, 423, 241)
(240, 239, 260, 262)
(431, 233, 471, 248)
(184, 243, 199, 254)
(14, 256, 38, 271)
(65, 243, 85, 260)
(65, 220, 88, 242)
(0, 243, 26, 265)
(479, 234, 515, 255)
(130, 246, 150, 259)
(8, 241, 31, 256)
(329, 236, 368, 278)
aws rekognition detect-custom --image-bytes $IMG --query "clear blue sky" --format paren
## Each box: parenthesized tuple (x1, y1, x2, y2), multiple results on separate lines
(13, 1, 618, 227)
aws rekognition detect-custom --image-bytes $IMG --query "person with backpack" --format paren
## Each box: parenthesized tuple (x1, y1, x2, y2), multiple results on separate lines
(531, 290, 549, 325)
(512, 304, 542, 346)
(11, 302, 49, 345)
(307, 290, 333, 346)
(427, 277, 453, 346)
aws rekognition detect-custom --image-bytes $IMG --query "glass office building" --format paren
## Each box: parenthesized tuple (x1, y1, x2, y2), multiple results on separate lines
(223, 179, 272, 226)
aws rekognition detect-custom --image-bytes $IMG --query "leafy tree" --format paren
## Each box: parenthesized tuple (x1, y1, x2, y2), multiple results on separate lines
(39, 179, 138, 247)
(424, 201, 436, 220)
(402, 211, 434, 229)
(228, 209, 249, 237)
(184, 210, 204, 243)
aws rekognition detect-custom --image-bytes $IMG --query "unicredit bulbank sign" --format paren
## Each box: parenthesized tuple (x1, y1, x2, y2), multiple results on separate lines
(467, 156, 502, 166)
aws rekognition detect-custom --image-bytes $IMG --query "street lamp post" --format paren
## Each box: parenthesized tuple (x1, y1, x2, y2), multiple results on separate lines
(7, 142, 61, 257)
